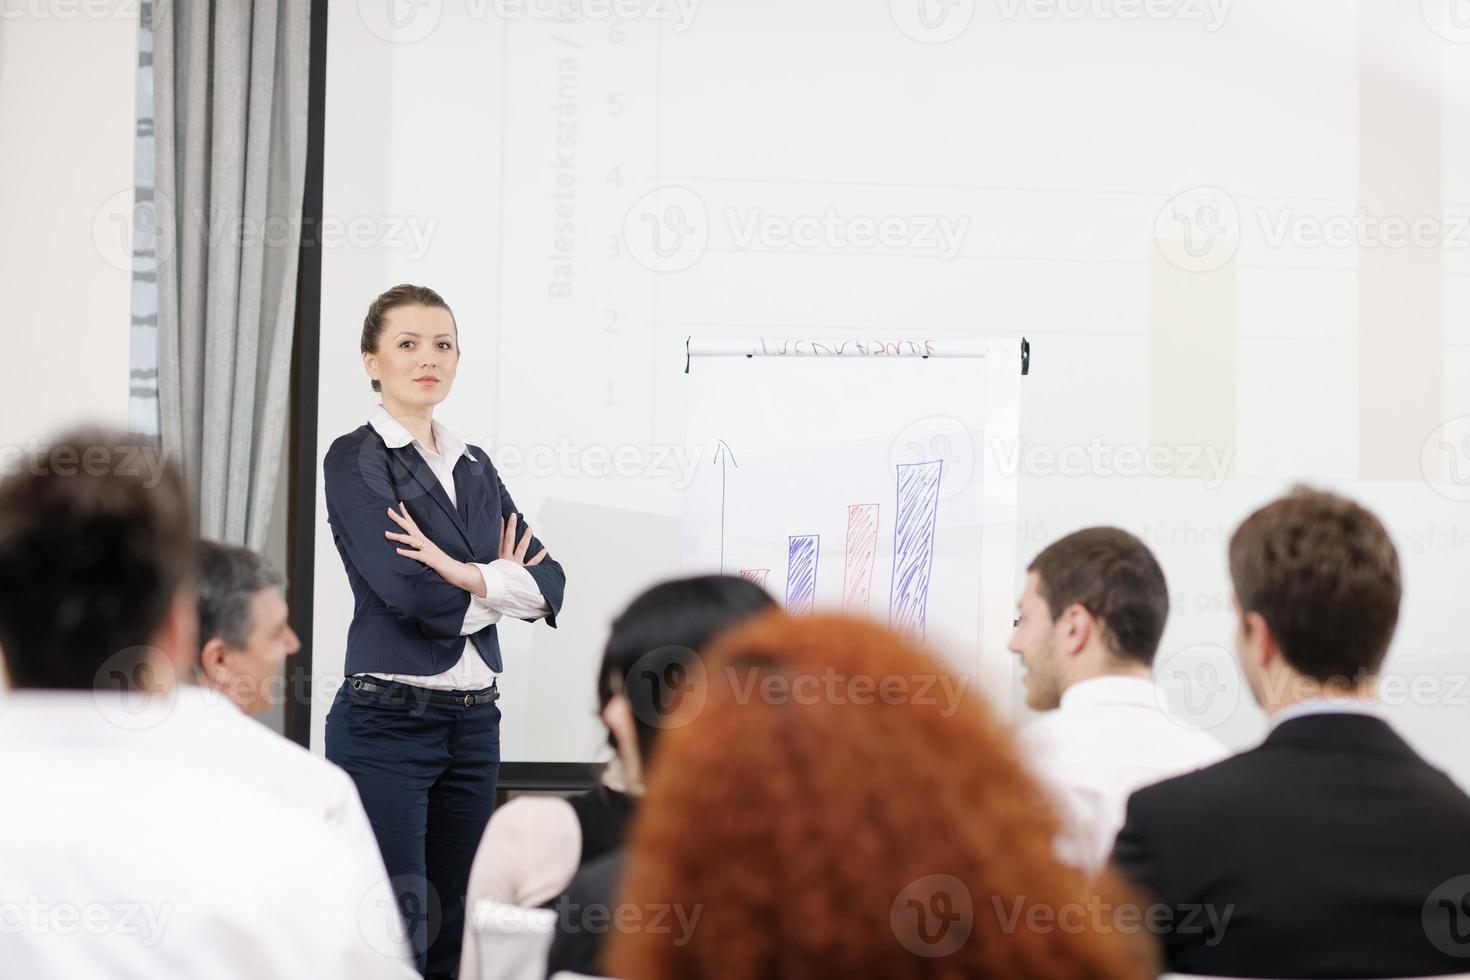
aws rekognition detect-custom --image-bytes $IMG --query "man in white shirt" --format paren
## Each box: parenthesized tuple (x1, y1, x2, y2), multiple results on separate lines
(1008, 527, 1227, 870)
(196, 539, 302, 715)
(195, 538, 394, 869)
(0, 428, 416, 979)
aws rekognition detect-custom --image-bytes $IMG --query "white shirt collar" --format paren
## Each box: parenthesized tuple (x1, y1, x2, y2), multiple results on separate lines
(368, 404, 477, 462)
(1057, 674, 1159, 711)
(1269, 695, 1380, 731)
(0, 681, 242, 743)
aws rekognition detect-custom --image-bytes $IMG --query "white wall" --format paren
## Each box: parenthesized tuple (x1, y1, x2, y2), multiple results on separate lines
(314, 1, 1470, 784)
(0, 6, 137, 446)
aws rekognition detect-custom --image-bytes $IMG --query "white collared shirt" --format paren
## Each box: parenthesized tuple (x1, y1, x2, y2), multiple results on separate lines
(0, 684, 417, 979)
(1269, 695, 1381, 730)
(1018, 674, 1230, 871)
(176, 682, 389, 836)
(364, 406, 550, 690)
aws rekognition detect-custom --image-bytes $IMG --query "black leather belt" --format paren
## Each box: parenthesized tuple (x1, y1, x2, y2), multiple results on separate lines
(349, 675, 500, 707)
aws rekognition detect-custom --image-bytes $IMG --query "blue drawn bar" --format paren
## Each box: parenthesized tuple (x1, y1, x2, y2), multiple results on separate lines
(890, 460, 942, 637)
(786, 535, 820, 614)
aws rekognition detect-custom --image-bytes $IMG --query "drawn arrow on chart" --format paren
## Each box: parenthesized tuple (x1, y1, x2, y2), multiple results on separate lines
(713, 439, 738, 572)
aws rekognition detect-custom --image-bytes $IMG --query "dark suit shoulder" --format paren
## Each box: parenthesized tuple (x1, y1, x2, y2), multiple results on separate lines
(1131, 717, 1470, 822)
(1401, 756, 1470, 816)
(1126, 741, 1262, 815)
(466, 443, 499, 478)
(324, 424, 379, 464)
(323, 426, 392, 491)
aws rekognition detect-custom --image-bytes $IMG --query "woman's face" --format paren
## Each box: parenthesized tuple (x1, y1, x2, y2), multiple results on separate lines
(364, 303, 459, 408)
(602, 692, 645, 791)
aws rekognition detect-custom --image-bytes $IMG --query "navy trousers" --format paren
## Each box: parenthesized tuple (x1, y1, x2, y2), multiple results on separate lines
(325, 677, 501, 980)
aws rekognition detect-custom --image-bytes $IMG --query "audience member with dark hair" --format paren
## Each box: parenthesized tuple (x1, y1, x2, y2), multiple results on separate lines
(604, 612, 1157, 979)
(1112, 486, 1470, 978)
(1010, 527, 1226, 869)
(0, 429, 416, 978)
(465, 574, 775, 978)
(0, 431, 195, 693)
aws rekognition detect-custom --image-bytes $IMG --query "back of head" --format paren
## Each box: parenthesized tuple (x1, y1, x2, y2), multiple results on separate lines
(0, 429, 193, 689)
(599, 574, 776, 762)
(195, 539, 285, 650)
(606, 612, 1155, 980)
(1029, 526, 1169, 665)
(1229, 486, 1401, 682)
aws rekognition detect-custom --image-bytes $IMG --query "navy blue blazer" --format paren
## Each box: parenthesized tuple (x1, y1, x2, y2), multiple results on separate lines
(323, 424, 566, 677)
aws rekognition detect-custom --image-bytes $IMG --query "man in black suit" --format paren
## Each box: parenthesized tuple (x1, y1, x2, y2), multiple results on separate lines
(1111, 486, 1470, 978)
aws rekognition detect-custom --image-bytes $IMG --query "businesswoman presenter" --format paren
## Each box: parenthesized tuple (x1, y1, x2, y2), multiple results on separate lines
(323, 284, 566, 980)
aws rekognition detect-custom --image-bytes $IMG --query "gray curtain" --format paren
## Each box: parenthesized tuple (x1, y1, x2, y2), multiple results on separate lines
(153, 0, 309, 550)
(129, 2, 161, 438)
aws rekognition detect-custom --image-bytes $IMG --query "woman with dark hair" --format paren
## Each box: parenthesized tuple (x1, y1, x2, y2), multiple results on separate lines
(603, 613, 1158, 980)
(462, 575, 774, 978)
(321, 284, 566, 979)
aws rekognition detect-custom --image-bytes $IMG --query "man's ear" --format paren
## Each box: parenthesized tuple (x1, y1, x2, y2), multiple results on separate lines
(1057, 603, 1092, 657)
(197, 636, 229, 685)
(1242, 609, 1276, 670)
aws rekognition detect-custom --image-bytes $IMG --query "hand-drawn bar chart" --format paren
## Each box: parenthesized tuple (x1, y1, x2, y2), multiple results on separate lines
(683, 338, 1022, 708)
(785, 534, 820, 614)
(842, 503, 880, 614)
(889, 460, 943, 637)
(757, 462, 941, 637)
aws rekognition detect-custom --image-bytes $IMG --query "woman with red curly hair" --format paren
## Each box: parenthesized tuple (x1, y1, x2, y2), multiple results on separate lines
(602, 612, 1158, 980)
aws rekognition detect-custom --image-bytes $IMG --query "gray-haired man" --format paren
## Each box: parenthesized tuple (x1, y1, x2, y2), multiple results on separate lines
(195, 539, 301, 715)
